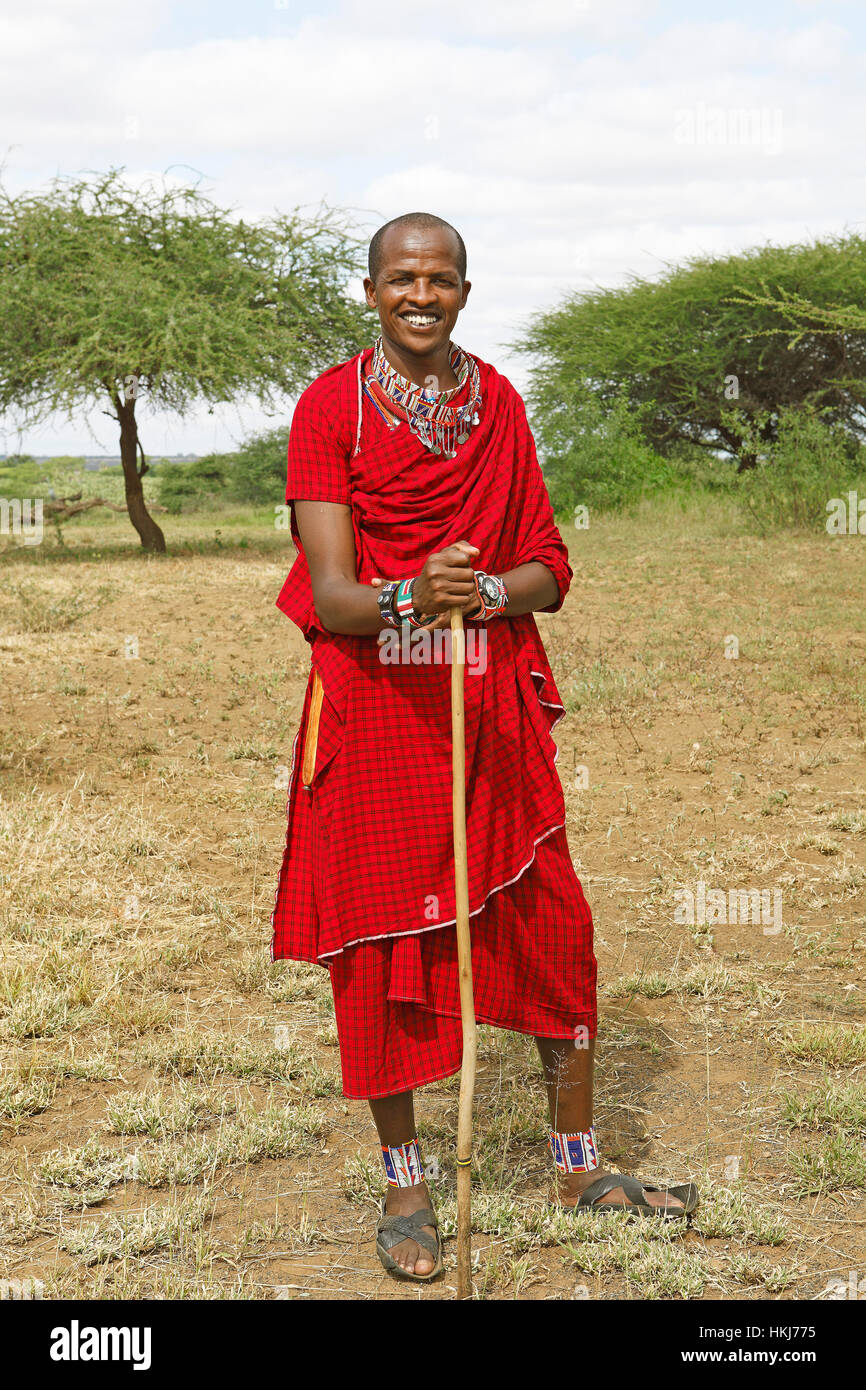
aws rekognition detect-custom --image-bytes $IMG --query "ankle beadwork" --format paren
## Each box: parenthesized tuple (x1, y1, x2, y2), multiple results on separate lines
(381, 1137, 425, 1186)
(548, 1126, 599, 1174)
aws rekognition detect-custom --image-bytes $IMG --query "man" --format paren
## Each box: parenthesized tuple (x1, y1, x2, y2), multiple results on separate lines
(270, 212, 697, 1281)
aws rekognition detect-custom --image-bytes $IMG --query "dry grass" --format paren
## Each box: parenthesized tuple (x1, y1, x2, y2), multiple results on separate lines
(0, 504, 864, 1298)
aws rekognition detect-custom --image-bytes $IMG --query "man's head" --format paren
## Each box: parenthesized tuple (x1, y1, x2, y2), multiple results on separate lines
(364, 212, 471, 364)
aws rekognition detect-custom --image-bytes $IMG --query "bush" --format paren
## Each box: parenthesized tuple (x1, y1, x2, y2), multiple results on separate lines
(157, 455, 228, 514)
(224, 426, 290, 505)
(540, 393, 680, 513)
(740, 407, 866, 532)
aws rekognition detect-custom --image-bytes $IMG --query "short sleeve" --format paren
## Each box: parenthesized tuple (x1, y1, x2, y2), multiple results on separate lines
(285, 383, 352, 506)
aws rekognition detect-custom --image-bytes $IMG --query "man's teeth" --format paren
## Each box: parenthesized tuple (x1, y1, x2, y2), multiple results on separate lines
(403, 314, 438, 326)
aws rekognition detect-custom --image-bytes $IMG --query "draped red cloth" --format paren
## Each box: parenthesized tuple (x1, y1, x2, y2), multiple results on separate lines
(269, 347, 597, 1096)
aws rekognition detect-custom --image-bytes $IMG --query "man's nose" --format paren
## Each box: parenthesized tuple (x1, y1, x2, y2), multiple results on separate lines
(407, 281, 437, 306)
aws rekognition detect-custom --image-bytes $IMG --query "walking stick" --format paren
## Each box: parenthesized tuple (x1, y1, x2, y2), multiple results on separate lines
(450, 605, 476, 1300)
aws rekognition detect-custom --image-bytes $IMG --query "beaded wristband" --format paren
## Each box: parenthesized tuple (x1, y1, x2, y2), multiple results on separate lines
(394, 577, 436, 629)
(471, 570, 508, 621)
(377, 580, 400, 628)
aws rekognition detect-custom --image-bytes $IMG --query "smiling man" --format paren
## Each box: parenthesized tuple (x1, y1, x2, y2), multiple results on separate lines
(269, 212, 697, 1283)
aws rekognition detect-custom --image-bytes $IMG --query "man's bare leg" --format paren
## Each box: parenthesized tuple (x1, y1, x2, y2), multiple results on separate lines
(535, 1037, 685, 1211)
(369, 1090, 438, 1275)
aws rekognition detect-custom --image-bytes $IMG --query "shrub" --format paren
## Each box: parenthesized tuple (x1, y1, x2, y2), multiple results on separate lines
(157, 455, 228, 514)
(740, 407, 866, 532)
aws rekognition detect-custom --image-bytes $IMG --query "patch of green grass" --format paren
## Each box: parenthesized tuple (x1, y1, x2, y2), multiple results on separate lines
(607, 973, 674, 1000)
(561, 1218, 712, 1299)
(141, 1030, 315, 1085)
(565, 659, 655, 714)
(689, 1184, 790, 1246)
(788, 1132, 866, 1196)
(136, 1104, 325, 1187)
(227, 950, 329, 1004)
(60, 1195, 213, 1265)
(342, 1153, 384, 1210)
(0, 1072, 58, 1124)
(774, 1024, 866, 1066)
(1, 580, 109, 633)
(105, 1084, 235, 1139)
(39, 1135, 131, 1206)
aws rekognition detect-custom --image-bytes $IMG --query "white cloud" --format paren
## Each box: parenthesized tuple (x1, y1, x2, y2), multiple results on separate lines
(0, 0, 861, 452)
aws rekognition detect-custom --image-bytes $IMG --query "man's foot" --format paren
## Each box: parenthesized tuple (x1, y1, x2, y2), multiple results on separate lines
(556, 1167, 686, 1214)
(381, 1181, 438, 1276)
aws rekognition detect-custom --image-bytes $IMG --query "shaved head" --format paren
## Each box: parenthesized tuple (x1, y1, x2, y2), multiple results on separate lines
(368, 212, 467, 284)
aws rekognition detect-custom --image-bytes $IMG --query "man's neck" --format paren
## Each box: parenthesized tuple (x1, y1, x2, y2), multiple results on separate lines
(378, 334, 458, 391)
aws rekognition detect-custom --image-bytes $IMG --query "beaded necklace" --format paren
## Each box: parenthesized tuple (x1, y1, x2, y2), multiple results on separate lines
(369, 336, 482, 458)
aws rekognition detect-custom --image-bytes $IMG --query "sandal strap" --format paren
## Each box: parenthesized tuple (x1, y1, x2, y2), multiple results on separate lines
(578, 1173, 647, 1208)
(377, 1206, 440, 1258)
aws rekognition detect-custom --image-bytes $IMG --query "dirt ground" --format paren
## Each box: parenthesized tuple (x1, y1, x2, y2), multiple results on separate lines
(1, 505, 864, 1300)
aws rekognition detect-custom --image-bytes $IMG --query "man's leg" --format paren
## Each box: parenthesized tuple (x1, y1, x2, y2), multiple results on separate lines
(535, 1037, 685, 1211)
(369, 1090, 438, 1275)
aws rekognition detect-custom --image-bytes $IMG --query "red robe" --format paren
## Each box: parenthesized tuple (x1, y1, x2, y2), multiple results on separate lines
(270, 347, 596, 1098)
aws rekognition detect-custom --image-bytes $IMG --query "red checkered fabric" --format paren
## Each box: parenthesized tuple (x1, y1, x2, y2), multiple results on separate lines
(328, 827, 596, 1098)
(269, 347, 597, 1097)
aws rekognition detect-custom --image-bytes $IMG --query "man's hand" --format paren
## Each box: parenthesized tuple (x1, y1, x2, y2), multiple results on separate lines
(372, 542, 483, 626)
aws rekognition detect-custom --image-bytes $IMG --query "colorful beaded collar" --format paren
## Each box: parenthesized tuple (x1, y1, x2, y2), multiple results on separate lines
(368, 336, 482, 458)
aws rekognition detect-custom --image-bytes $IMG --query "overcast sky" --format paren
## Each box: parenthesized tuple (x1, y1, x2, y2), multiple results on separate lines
(1, 0, 863, 458)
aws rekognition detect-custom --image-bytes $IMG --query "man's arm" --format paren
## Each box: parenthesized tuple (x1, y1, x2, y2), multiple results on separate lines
(497, 561, 559, 617)
(295, 501, 485, 636)
(294, 501, 381, 635)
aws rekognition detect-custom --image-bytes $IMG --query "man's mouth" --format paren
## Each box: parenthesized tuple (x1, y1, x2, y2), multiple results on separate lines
(400, 313, 441, 329)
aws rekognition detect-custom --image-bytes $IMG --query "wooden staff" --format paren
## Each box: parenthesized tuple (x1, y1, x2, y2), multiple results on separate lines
(450, 605, 476, 1300)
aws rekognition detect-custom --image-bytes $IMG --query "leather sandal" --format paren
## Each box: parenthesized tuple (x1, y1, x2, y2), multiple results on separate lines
(375, 1199, 444, 1281)
(564, 1172, 699, 1221)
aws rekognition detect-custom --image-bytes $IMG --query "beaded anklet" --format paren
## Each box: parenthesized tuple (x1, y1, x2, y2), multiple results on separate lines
(381, 1137, 426, 1187)
(548, 1125, 600, 1174)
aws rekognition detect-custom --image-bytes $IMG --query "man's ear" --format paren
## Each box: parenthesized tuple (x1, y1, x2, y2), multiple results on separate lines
(460, 279, 472, 310)
(363, 276, 377, 308)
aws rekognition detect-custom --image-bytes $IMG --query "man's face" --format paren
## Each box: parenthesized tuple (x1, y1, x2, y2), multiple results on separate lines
(363, 225, 471, 362)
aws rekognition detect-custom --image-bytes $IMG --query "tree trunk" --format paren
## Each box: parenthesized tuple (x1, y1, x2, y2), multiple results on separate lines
(116, 395, 166, 552)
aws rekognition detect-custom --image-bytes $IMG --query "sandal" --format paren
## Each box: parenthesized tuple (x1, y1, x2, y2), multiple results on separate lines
(375, 1198, 444, 1281)
(565, 1173, 699, 1221)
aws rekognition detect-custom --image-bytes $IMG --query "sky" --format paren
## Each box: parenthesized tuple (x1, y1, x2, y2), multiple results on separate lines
(0, 0, 863, 458)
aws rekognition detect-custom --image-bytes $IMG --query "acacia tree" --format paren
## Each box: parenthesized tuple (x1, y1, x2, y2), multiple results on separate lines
(0, 169, 373, 550)
(728, 285, 866, 339)
(514, 234, 866, 473)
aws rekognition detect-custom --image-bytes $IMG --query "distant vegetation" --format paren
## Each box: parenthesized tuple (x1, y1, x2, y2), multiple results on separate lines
(156, 427, 290, 514)
(0, 168, 373, 551)
(4, 179, 866, 543)
(514, 233, 866, 521)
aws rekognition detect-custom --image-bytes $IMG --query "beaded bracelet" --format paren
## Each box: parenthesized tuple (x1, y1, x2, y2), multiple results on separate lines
(471, 570, 508, 621)
(377, 580, 400, 628)
(378, 577, 436, 630)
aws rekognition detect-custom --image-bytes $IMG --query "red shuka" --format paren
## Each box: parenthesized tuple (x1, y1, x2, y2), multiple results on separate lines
(270, 348, 597, 1098)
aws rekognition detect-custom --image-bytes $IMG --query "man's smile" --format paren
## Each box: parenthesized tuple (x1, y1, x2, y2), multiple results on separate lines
(399, 312, 442, 331)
